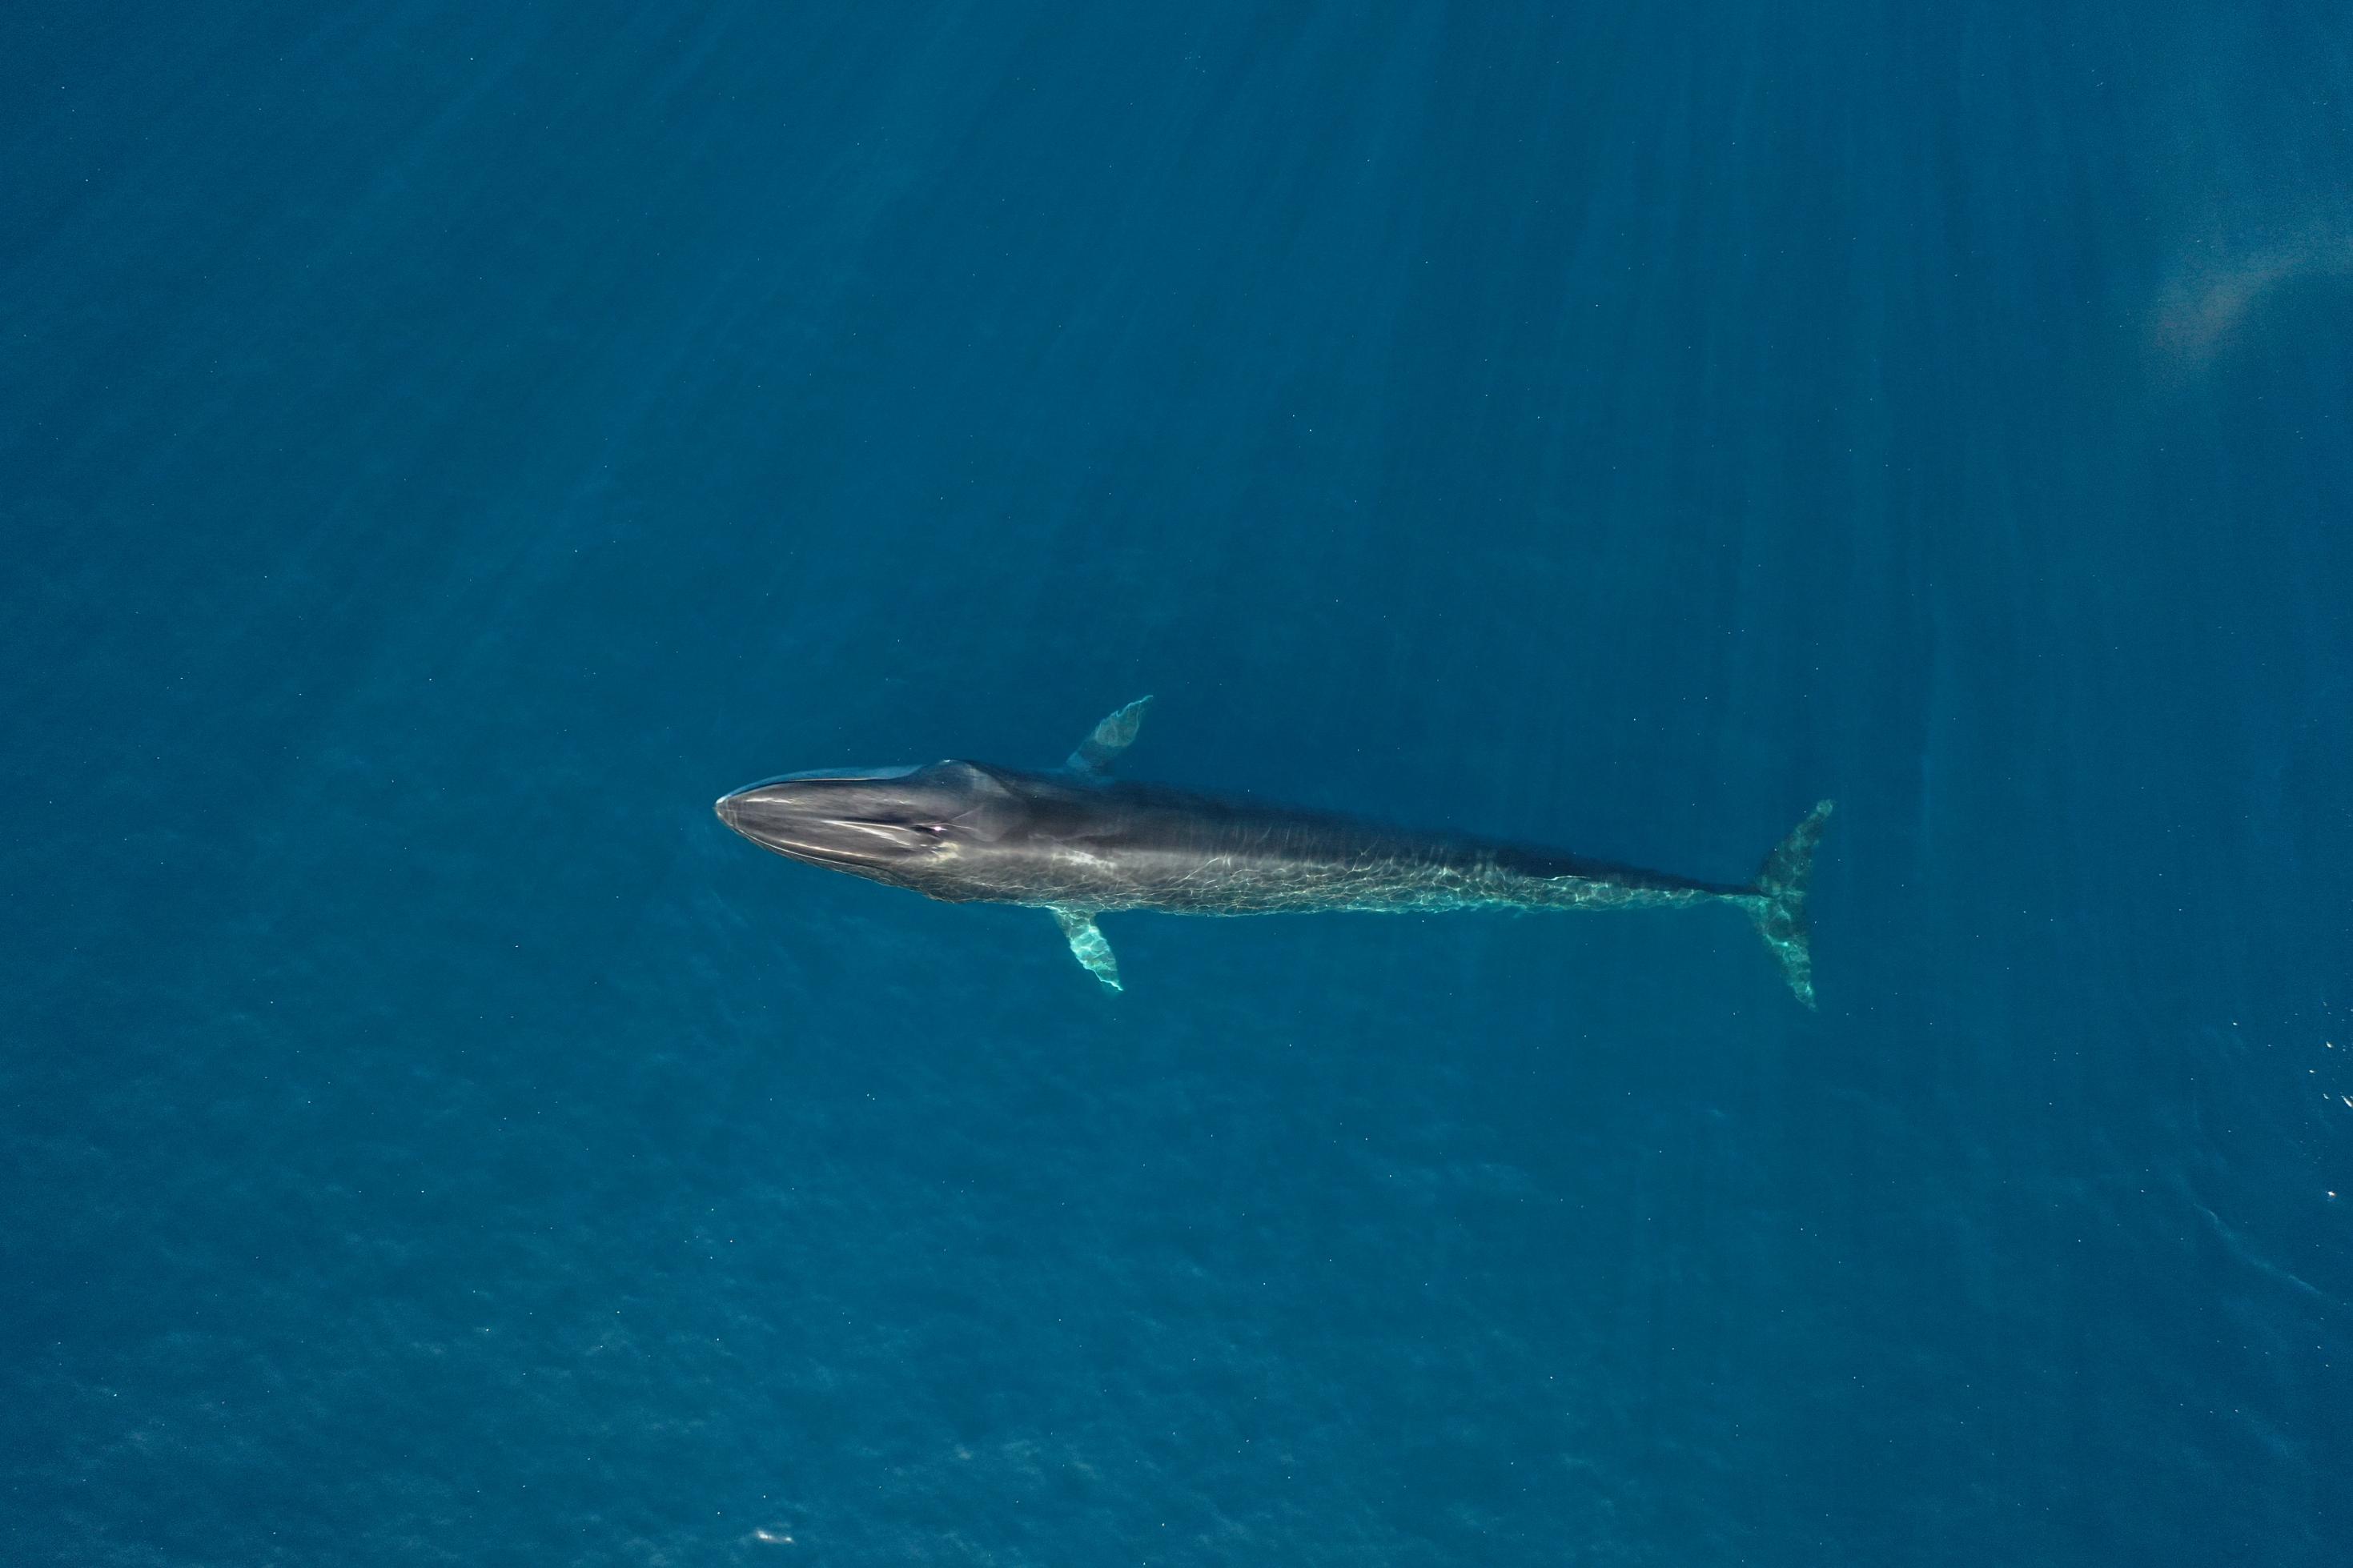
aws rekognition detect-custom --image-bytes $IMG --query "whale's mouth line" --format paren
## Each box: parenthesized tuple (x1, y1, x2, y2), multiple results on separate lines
(731, 829, 899, 865)
(755, 840, 880, 867)
(720, 804, 940, 865)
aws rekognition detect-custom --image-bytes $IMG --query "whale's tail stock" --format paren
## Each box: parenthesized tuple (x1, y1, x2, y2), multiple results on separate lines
(1747, 800, 1835, 1009)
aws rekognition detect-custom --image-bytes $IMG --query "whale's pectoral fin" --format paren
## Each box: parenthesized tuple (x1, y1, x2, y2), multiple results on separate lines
(1048, 907, 1122, 991)
(1065, 696, 1153, 776)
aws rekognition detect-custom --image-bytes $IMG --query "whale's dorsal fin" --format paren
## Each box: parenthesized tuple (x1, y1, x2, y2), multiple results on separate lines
(1065, 696, 1152, 776)
(1048, 907, 1121, 991)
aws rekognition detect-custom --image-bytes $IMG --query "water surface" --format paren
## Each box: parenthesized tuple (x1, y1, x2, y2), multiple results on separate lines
(4, 2, 2347, 1563)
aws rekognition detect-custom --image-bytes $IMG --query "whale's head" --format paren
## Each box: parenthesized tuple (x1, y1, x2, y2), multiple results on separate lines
(713, 760, 1022, 882)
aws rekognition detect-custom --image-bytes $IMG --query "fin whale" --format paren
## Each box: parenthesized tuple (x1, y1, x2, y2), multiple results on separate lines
(716, 698, 1833, 1005)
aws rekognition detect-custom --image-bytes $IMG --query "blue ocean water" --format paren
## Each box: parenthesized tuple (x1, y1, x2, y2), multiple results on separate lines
(5, 2, 2349, 1562)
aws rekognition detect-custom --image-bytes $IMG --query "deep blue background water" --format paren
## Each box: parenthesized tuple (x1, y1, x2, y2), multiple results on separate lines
(6, 2, 2350, 1563)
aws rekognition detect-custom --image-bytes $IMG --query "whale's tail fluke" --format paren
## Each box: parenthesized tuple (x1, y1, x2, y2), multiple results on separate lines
(1748, 800, 1834, 1009)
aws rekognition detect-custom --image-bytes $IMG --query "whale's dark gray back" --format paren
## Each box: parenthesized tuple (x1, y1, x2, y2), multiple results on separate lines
(886, 767, 1749, 916)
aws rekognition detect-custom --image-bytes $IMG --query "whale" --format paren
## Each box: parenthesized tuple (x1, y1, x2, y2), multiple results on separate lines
(715, 698, 1833, 1004)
